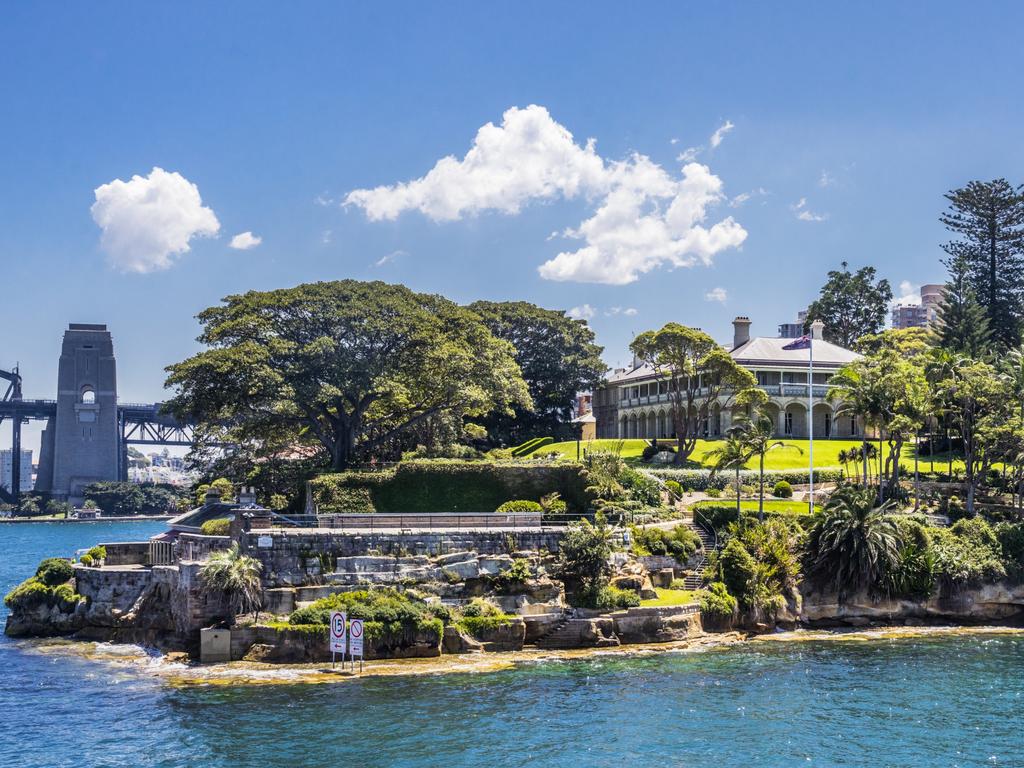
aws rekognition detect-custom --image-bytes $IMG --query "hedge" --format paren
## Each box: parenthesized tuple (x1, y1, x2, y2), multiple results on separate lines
(511, 436, 554, 457)
(692, 502, 818, 531)
(649, 468, 845, 492)
(310, 460, 591, 514)
(495, 500, 543, 514)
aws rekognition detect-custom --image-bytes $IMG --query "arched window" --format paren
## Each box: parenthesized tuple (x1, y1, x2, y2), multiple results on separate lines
(81, 387, 96, 405)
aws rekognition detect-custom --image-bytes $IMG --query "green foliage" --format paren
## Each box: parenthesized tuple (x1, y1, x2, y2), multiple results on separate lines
(310, 461, 591, 514)
(200, 518, 232, 536)
(79, 554, 94, 567)
(884, 544, 939, 599)
(539, 492, 567, 519)
(199, 543, 263, 622)
(931, 518, 1007, 586)
(591, 585, 641, 610)
(195, 478, 235, 506)
(35, 558, 74, 587)
(559, 515, 614, 600)
(717, 539, 758, 610)
(511, 437, 554, 457)
(664, 480, 683, 499)
(289, 588, 446, 639)
(772, 480, 793, 499)
(706, 487, 722, 498)
(83, 481, 187, 516)
(4, 578, 53, 609)
(459, 597, 502, 618)
(995, 523, 1024, 579)
(650, 468, 845, 492)
(700, 582, 738, 619)
(495, 500, 543, 514)
(166, 280, 533, 473)
(457, 614, 514, 636)
(805, 261, 892, 347)
(630, 524, 700, 561)
(85, 545, 106, 562)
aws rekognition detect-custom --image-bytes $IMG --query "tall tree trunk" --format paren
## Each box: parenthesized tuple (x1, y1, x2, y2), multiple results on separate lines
(758, 453, 765, 523)
(878, 433, 884, 504)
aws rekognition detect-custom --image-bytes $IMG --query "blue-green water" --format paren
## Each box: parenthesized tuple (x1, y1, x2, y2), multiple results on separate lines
(2, 521, 1023, 768)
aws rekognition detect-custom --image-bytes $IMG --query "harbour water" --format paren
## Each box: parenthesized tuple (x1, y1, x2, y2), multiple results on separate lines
(2, 521, 1022, 768)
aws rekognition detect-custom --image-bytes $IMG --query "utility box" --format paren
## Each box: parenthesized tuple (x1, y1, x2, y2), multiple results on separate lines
(200, 628, 231, 663)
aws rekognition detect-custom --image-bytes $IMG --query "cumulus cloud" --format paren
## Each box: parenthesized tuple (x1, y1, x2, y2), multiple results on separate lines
(791, 197, 828, 222)
(229, 231, 262, 250)
(345, 105, 746, 285)
(709, 120, 735, 149)
(705, 287, 728, 303)
(892, 280, 921, 307)
(567, 304, 596, 320)
(605, 306, 638, 317)
(91, 167, 220, 273)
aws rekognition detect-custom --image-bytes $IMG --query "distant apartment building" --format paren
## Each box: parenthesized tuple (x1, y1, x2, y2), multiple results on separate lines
(892, 283, 944, 329)
(778, 310, 808, 338)
(0, 449, 33, 494)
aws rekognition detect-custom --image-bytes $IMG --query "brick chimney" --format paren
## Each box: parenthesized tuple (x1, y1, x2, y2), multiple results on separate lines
(810, 319, 825, 340)
(732, 316, 752, 349)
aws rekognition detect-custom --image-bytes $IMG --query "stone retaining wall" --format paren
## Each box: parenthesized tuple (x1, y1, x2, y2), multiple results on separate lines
(100, 541, 150, 566)
(240, 529, 564, 587)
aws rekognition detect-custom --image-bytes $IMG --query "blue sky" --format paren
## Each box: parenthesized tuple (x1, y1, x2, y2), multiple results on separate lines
(2, 2, 1024, 454)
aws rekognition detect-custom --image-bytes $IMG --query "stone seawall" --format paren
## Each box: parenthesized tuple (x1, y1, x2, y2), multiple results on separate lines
(100, 541, 150, 566)
(240, 529, 564, 587)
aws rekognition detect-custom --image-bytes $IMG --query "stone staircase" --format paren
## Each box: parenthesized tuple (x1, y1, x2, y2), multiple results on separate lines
(534, 615, 619, 649)
(678, 516, 719, 590)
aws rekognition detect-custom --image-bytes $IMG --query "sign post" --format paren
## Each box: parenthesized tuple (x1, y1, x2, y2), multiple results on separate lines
(329, 610, 347, 667)
(349, 617, 364, 673)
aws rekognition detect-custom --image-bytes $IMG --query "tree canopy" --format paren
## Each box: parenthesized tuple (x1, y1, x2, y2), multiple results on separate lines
(805, 262, 892, 348)
(166, 280, 532, 471)
(468, 300, 605, 444)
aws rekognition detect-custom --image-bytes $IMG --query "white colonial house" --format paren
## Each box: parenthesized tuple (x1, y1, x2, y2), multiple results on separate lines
(592, 317, 863, 441)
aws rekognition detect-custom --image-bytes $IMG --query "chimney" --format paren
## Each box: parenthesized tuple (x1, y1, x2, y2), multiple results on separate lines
(238, 486, 257, 506)
(810, 319, 825, 340)
(732, 316, 752, 349)
(203, 487, 222, 507)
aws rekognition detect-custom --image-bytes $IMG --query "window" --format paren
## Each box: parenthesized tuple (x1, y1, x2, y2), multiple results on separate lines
(81, 387, 96, 405)
(824, 412, 832, 438)
(785, 412, 793, 435)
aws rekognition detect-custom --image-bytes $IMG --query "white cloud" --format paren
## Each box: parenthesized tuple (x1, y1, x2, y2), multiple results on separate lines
(731, 187, 768, 208)
(321, 229, 333, 244)
(676, 146, 701, 163)
(91, 167, 220, 273)
(373, 249, 406, 267)
(791, 197, 829, 222)
(567, 304, 596, 320)
(605, 306, 638, 317)
(709, 120, 734, 149)
(346, 105, 746, 285)
(229, 231, 262, 250)
(705, 287, 728, 303)
(892, 280, 921, 308)
(818, 170, 835, 188)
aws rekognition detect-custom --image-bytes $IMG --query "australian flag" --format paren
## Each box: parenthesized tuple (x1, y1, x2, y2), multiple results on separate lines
(782, 335, 811, 350)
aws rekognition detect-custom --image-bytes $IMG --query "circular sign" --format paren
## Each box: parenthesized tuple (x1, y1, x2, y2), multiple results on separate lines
(331, 613, 345, 638)
(350, 620, 363, 638)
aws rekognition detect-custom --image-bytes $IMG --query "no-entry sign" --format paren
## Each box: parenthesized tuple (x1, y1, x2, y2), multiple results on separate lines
(349, 618, 364, 657)
(329, 611, 347, 654)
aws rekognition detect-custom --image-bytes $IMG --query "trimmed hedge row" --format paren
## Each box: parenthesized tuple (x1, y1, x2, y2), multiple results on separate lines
(649, 468, 845, 492)
(691, 502, 818, 531)
(310, 460, 591, 514)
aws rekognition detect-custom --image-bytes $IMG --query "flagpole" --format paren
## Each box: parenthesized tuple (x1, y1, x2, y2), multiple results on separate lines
(808, 333, 814, 510)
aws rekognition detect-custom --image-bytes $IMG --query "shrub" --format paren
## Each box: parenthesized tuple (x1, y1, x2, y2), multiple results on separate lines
(35, 558, 74, 587)
(739, 485, 756, 496)
(490, 558, 532, 591)
(85, 545, 107, 562)
(289, 588, 446, 638)
(649, 468, 845, 492)
(558, 516, 613, 589)
(495, 500, 543, 514)
(79, 554, 94, 567)
(664, 480, 683, 500)
(4, 578, 52, 609)
(592, 584, 641, 610)
(457, 614, 514, 636)
(460, 597, 502, 618)
(619, 467, 662, 506)
(700, 582, 738, 619)
(772, 481, 793, 499)
(200, 518, 232, 536)
(718, 539, 758, 610)
(706, 487, 722, 498)
(630, 524, 701, 561)
(932, 518, 1006, 586)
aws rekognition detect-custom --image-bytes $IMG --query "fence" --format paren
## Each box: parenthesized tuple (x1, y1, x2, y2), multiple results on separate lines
(316, 512, 544, 531)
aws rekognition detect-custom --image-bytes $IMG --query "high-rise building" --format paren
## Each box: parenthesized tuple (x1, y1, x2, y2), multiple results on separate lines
(778, 310, 808, 338)
(891, 284, 944, 329)
(0, 449, 33, 494)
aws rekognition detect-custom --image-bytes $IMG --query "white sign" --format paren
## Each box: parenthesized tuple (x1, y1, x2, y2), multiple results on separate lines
(329, 611, 347, 654)
(257, 536, 274, 548)
(349, 618, 364, 657)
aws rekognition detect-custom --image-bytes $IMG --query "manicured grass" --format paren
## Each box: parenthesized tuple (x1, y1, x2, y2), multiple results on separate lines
(693, 499, 821, 515)
(640, 588, 698, 607)
(529, 437, 964, 473)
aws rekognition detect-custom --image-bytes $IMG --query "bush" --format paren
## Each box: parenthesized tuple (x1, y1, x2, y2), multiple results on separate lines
(664, 480, 683, 500)
(700, 582, 738, 619)
(85, 545, 107, 562)
(289, 588, 446, 638)
(718, 539, 758, 610)
(35, 558, 74, 587)
(772, 481, 793, 499)
(79, 554, 95, 567)
(592, 584, 641, 610)
(495, 500, 543, 514)
(457, 614, 514, 636)
(630, 524, 701, 561)
(649, 468, 845, 492)
(705, 487, 722, 498)
(200, 518, 232, 536)
(4, 578, 52, 609)
(460, 597, 502, 618)
(490, 558, 532, 591)
(311, 461, 591, 514)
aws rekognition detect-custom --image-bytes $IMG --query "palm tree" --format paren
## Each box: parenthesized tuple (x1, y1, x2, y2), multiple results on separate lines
(199, 543, 264, 625)
(732, 411, 802, 522)
(706, 432, 753, 519)
(828, 363, 891, 503)
(807, 486, 899, 599)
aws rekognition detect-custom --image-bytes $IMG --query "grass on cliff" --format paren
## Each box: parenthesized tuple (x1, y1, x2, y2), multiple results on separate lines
(640, 588, 698, 607)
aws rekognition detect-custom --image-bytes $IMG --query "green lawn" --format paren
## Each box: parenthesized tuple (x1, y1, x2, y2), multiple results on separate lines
(640, 588, 698, 607)
(692, 499, 821, 515)
(529, 437, 963, 473)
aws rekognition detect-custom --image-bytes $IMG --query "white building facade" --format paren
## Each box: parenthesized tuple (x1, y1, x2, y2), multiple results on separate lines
(0, 449, 33, 494)
(595, 317, 863, 441)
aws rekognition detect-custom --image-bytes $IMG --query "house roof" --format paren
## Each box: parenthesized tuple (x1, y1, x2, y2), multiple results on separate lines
(607, 336, 859, 384)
